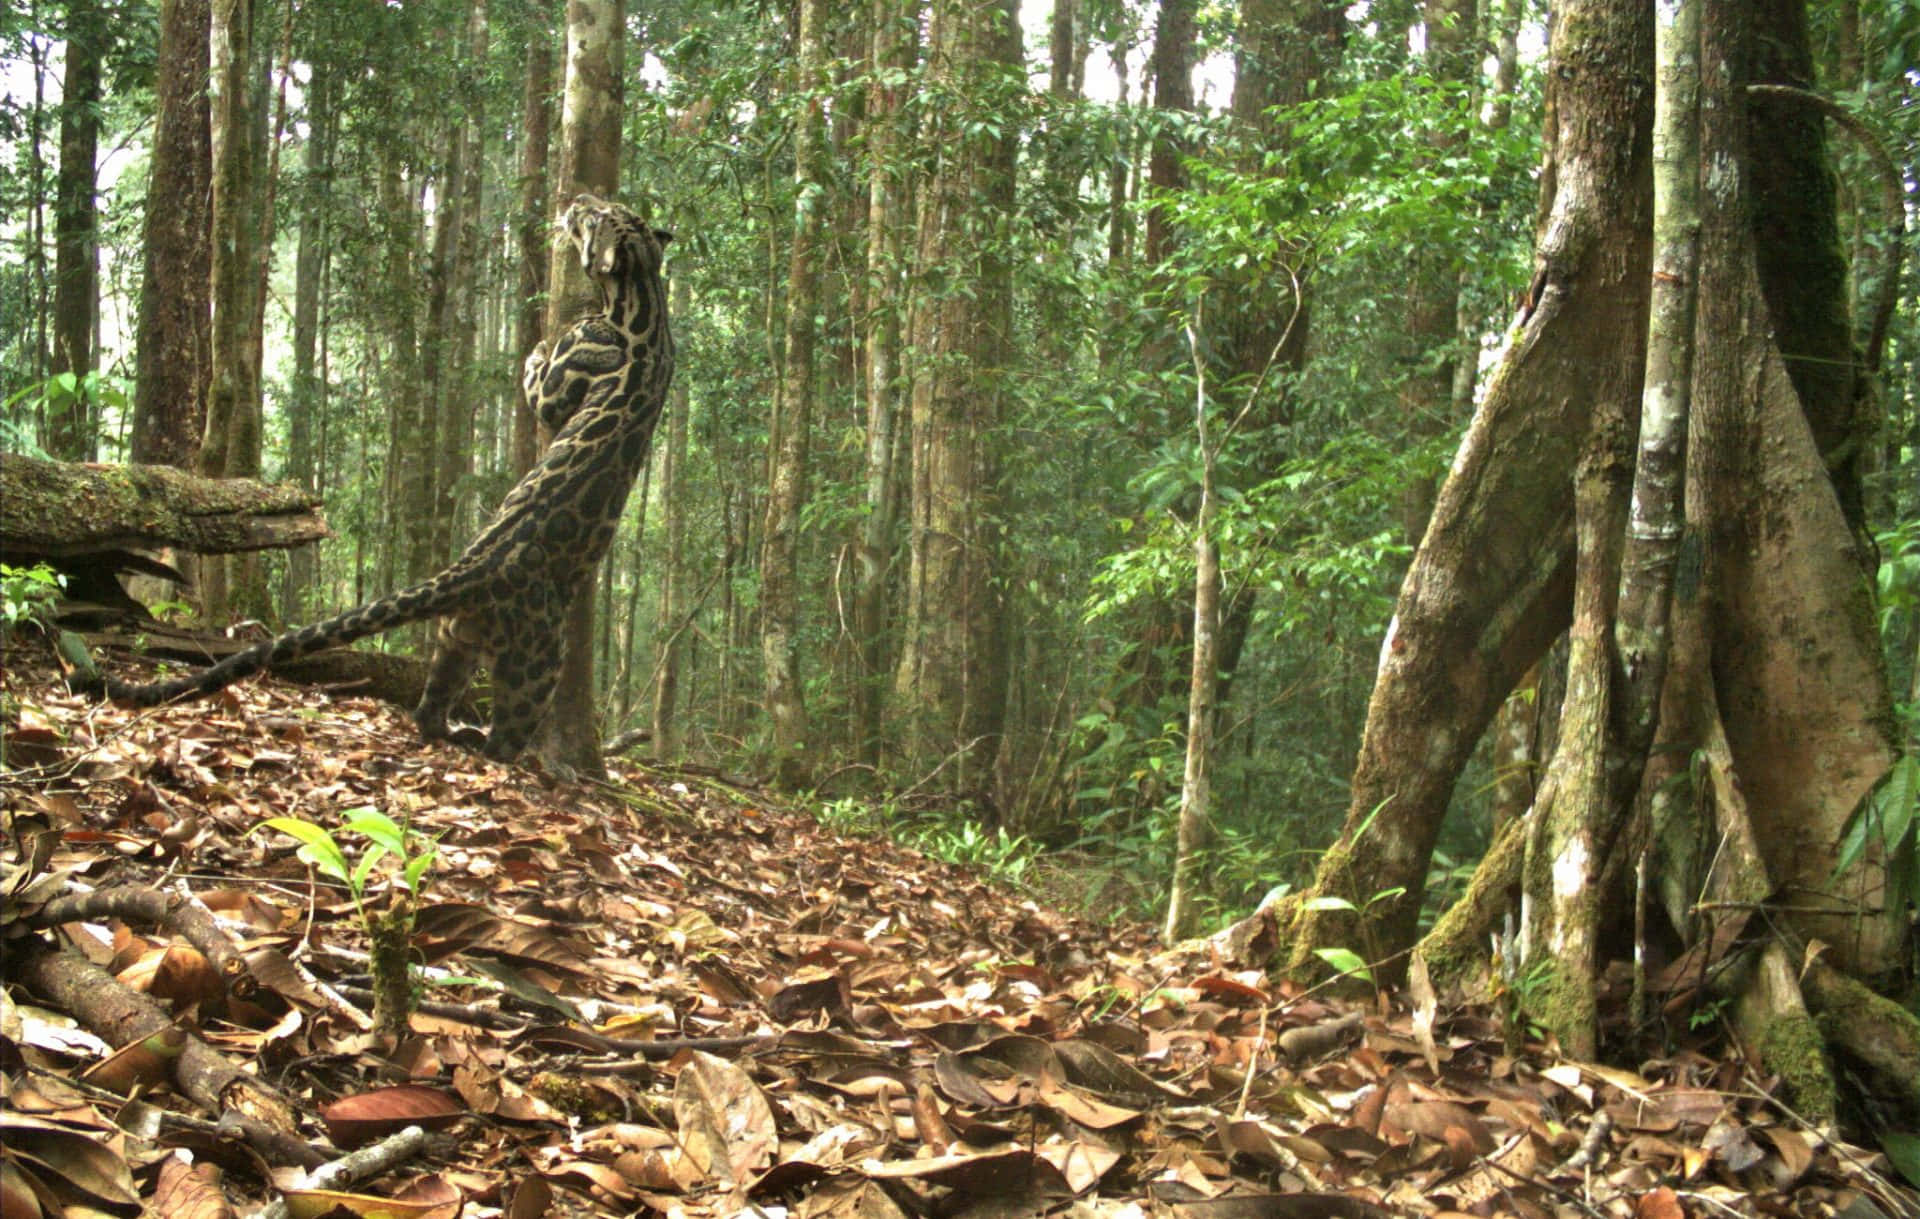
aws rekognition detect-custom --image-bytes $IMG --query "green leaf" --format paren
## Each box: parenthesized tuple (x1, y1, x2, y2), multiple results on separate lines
(1882, 1130, 1920, 1189)
(1303, 895, 1357, 913)
(1313, 947, 1372, 984)
(402, 848, 439, 893)
(340, 808, 410, 857)
(351, 844, 389, 896)
(253, 818, 352, 885)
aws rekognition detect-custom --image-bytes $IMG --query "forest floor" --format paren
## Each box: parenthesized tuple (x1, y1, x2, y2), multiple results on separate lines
(2, 635, 1916, 1219)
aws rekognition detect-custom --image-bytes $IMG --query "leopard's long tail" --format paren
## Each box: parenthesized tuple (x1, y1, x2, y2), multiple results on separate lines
(72, 564, 489, 708)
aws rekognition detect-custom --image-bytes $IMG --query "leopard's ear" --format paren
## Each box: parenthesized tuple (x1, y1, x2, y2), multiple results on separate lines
(652, 228, 673, 246)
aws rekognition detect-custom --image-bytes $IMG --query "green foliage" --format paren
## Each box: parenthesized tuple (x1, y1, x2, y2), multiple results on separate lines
(0, 563, 65, 634)
(1312, 946, 1372, 985)
(1878, 519, 1920, 734)
(252, 807, 439, 916)
(3, 371, 132, 457)
(909, 820, 1040, 888)
(814, 794, 1043, 890)
(253, 806, 441, 1033)
(1833, 755, 1917, 922)
(816, 795, 886, 838)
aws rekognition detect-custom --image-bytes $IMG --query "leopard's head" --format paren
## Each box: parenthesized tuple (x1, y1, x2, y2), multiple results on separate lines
(562, 195, 672, 281)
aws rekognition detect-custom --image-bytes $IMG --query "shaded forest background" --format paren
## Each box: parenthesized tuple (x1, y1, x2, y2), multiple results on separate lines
(2, 0, 1915, 931)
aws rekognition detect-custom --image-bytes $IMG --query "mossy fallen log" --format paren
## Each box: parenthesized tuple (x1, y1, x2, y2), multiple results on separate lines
(1, 452, 329, 560)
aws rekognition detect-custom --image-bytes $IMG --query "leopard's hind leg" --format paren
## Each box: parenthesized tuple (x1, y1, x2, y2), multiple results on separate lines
(477, 593, 569, 763)
(416, 613, 489, 752)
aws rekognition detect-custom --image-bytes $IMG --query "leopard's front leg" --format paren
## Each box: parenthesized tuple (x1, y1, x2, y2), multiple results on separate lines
(522, 339, 553, 423)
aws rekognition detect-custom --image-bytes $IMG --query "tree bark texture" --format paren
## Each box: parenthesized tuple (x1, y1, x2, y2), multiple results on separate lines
(853, 0, 914, 764)
(444, 0, 490, 553)
(1, 452, 326, 559)
(377, 149, 430, 589)
(1687, 0, 1900, 976)
(132, 0, 212, 470)
(1519, 382, 1632, 1058)
(1521, 0, 1699, 1059)
(762, 0, 828, 786)
(538, 0, 625, 779)
(49, 0, 102, 456)
(512, 25, 555, 478)
(1745, 0, 1868, 535)
(421, 116, 466, 566)
(1292, 0, 1653, 977)
(48, 0, 103, 460)
(893, 0, 1019, 796)
(1143, 0, 1196, 269)
(284, 54, 335, 617)
(200, 0, 267, 622)
(652, 279, 693, 758)
(1165, 328, 1221, 944)
(1396, 0, 1476, 546)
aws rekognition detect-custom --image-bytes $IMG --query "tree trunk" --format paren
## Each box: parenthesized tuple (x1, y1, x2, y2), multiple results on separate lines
(1142, 0, 1196, 269)
(537, 0, 625, 779)
(1747, 0, 1871, 538)
(652, 279, 692, 758)
(283, 54, 335, 618)
(1686, 0, 1899, 978)
(761, 0, 828, 787)
(1396, 0, 1475, 545)
(48, 0, 103, 461)
(852, 0, 914, 765)
(512, 24, 555, 478)
(1291, 0, 1654, 978)
(377, 149, 430, 592)
(443, 0, 490, 549)
(1165, 322, 1221, 943)
(421, 41, 465, 567)
(1519, 0, 1699, 1060)
(893, 0, 1019, 799)
(199, 0, 264, 622)
(132, 0, 211, 470)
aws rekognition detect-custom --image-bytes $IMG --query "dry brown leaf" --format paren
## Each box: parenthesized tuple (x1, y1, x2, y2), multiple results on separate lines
(672, 1049, 779, 1185)
(150, 1156, 236, 1219)
(319, 1085, 465, 1148)
(283, 1188, 460, 1219)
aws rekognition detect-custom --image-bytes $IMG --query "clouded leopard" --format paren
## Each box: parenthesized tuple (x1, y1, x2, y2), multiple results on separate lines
(78, 195, 675, 762)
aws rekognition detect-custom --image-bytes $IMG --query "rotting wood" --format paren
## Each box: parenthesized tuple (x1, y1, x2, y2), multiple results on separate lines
(1, 451, 328, 559)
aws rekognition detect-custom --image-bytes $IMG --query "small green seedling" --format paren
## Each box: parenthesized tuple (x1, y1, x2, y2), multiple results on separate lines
(253, 808, 440, 1035)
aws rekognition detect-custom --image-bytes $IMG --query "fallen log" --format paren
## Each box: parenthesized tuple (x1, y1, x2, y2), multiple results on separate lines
(3, 454, 461, 718)
(0, 452, 329, 559)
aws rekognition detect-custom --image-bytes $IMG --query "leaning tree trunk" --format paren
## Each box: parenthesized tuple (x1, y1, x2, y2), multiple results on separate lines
(1289, 0, 1654, 977)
